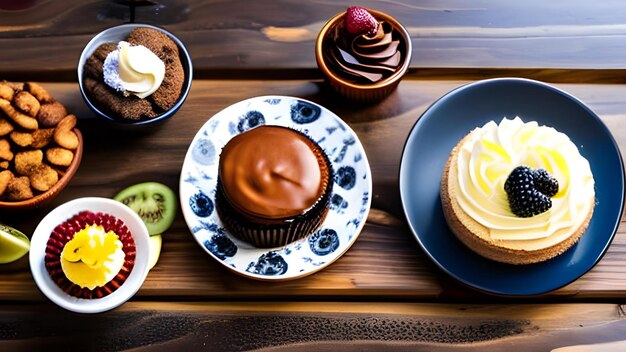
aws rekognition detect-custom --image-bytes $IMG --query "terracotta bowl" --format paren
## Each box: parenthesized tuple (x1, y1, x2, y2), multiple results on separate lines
(315, 8, 412, 103)
(0, 129, 83, 211)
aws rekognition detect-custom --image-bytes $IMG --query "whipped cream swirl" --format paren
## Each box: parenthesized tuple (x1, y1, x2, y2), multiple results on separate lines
(325, 21, 403, 83)
(103, 41, 165, 99)
(455, 117, 595, 242)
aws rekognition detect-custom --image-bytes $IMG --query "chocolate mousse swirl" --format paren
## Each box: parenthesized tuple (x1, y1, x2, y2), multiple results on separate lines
(325, 21, 403, 83)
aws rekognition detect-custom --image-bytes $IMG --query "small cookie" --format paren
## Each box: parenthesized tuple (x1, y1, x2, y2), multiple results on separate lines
(0, 98, 38, 130)
(14, 91, 40, 117)
(53, 114, 79, 149)
(0, 83, 14, 101)
(9, 130, 34, 148)
(31, 128, 54, 149)
(4, 81, 24, 92)
(14, 149, 43, 176)
(0, 116, 14, 136)
(26, 82, 53, 104)
(0, 139, 13, 161)
(5, 176, 33, 201)
(37, 102, 67, 128)
(46, 147, 74, 167)
(30, 164, 58, 192)
(0, 170, 13, 197)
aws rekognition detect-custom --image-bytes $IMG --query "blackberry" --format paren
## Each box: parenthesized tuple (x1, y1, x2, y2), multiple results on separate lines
(508, 189, 552, 217)
(532, 168, 559, 197)
(504, 166, 533, 195)
(504, 166, 555, 218)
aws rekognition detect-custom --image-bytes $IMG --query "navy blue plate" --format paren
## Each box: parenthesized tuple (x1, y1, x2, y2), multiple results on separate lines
(399, 78, 625, 296)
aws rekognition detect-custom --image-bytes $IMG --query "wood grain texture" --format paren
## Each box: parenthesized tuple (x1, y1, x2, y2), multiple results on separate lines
(3, 0, 626, 77)
(0, 80, 625, 302)
(1, 302, 626, 351)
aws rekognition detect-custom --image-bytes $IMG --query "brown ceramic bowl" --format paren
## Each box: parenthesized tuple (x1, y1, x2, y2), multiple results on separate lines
(315, 8, 412, 102)
(0, 129, 83, 211)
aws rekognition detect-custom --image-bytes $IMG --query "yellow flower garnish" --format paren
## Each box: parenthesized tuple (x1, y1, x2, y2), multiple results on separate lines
(60, 225, 124, 290)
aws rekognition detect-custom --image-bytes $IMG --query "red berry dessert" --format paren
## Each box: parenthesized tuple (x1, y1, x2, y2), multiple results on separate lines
(45, 211, 136, 299)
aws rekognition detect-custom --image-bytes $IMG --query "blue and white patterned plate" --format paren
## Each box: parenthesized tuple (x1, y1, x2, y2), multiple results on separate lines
(180, 96, 372, 281)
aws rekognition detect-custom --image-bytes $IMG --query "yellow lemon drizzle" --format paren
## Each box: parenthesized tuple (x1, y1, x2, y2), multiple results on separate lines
(480, 139, 511, 163)
(60, 225, 124, 290)
(517, 127, 535, 145)
(475, 139, 511, 194)
(455, 117, 593, 242)
(534, 146, 569, 197)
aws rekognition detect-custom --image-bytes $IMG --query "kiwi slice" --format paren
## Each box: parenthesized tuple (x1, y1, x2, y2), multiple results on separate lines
(114, 182, 176, 236)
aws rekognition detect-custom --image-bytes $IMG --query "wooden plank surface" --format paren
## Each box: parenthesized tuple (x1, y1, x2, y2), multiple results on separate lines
(1, 79, 625, 302)
(3, 0, 626, 77)
(3, 1, 626, 348)
(1, 302, 626, 351)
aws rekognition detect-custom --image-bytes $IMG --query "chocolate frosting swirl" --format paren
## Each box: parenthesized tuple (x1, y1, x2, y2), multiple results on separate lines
(325, 21, 403, 83)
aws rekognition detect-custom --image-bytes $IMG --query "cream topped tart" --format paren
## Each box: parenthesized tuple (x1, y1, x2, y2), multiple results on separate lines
(45, 211, 136, 298)
(440, 117, 595, 264)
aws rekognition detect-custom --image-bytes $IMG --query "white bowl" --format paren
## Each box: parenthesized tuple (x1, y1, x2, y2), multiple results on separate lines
(30, 197, 151, 313)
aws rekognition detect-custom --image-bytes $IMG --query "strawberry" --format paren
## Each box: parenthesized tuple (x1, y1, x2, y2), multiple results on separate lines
(345, 6, 378, 36)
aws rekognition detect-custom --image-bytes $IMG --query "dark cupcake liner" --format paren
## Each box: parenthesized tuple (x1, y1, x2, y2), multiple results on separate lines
(326, 79, 401, 103)
(44, 211, 136, 299)
(216, 179, 331, 248)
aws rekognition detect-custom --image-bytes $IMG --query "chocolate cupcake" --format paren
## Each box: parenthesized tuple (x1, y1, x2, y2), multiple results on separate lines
(216, 125, 333, 248)
(44, 210, 136, 299)
(315, 7, 412, 102)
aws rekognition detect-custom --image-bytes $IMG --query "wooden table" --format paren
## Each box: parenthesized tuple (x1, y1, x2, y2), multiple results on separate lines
(2, 1, 626, 350)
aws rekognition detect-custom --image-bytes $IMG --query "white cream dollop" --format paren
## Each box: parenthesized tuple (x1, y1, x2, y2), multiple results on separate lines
(103, 41, 165, 99)
(455, 117, 595, 243)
